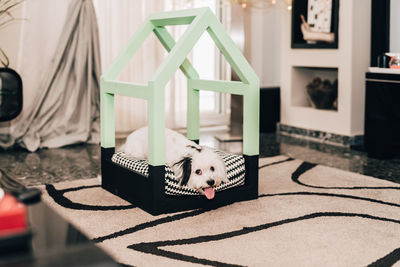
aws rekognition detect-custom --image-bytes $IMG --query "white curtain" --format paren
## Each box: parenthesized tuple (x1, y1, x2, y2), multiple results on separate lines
(0, 0, 101, 151)
(93, 0, 194, 135)
(6, 0, 70, 126)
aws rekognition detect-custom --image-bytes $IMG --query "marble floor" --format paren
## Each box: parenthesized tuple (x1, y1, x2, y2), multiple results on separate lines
(0, 130, 399, 187)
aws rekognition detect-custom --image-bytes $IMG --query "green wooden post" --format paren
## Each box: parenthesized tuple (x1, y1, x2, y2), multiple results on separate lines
(147, 82, 165, 166)
(187, 80, 200, 141)
(243, 84, 260, 155)
(100, 79, 115, 148)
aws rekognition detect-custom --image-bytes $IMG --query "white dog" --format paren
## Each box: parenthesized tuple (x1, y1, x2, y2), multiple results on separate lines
(119, 127, 228, 199)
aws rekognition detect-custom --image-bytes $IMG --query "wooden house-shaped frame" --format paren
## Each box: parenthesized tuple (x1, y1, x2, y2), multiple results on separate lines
(100, 7, 260, 215)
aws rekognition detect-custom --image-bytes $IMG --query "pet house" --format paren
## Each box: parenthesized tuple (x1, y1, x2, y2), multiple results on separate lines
(101, 7, 260, 215)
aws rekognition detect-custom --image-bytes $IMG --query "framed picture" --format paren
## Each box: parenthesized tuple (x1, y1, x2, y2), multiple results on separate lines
(291, 0, 339, 49)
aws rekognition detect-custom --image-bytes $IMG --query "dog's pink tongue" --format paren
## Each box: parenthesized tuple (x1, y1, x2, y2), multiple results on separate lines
(204, 187, 215, 200)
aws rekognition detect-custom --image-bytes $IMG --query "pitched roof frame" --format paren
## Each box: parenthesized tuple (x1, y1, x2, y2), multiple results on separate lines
(101, 7, 259, 166)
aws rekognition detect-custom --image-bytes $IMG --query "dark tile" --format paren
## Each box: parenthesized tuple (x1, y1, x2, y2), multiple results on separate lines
(0, 144, 100, 186)
(277, 123, 364, 147)
(276, 134, 400, 184)
(0, 130, 399, 187)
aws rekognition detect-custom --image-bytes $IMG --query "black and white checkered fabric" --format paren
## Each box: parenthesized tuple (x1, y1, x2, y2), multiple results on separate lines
(111, 149, 246, 196)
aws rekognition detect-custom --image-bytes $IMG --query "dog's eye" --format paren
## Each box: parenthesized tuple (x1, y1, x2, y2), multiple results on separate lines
(195, 169, 202, 175)
(210, 166, 215, 171)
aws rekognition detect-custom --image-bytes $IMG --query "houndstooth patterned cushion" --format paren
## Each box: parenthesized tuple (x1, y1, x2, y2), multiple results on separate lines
(111, 149, 246, 196)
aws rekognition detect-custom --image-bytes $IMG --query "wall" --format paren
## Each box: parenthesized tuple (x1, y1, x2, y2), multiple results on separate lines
(243, 5, 285, 87)
(229, 4, 283, 134)
(390, 0, 400, 52)
(350, 0, 372, 134)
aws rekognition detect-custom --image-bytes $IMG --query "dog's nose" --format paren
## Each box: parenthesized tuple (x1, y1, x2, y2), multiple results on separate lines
(207, 179, 215, 186)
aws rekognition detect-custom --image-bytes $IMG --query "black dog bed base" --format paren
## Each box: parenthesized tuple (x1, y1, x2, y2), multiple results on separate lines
(111, 149, 245, 196)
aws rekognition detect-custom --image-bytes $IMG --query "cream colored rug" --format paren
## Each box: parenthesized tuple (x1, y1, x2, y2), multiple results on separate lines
(40, 156, 400, 267)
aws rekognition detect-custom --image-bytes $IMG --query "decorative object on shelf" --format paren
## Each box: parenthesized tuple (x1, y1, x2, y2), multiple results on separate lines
(222, 0, 293, 10)
(291, 0, 339, 49)
(377, 53, 390, 68)
(386, 53, 400, 69)
(306, 77, 337, 110)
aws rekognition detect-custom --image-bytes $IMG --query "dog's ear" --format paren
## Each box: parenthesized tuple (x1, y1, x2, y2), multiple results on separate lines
(187, 145, 202, 152)
(180, 157, 192, 186)
(214, 155, 228, 183)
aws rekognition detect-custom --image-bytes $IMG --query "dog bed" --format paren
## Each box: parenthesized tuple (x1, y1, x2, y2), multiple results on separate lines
(111, 149, 245, 196)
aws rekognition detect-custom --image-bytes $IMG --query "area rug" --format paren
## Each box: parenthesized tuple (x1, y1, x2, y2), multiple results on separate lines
(40, 156, 400, 266)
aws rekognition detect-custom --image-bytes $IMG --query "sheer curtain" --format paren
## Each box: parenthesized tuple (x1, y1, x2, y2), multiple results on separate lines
(16, 0, 70, 112)
(93, 0, 196, 136)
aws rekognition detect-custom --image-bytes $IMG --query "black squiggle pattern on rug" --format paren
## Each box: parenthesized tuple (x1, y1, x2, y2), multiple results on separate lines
(368, 247, 400, 267)
(258, 157, 294, 169)
(136, 248, 243, 267)
(292, 162, 400, 190)
(44, 158, 400, 266)
(124, 160, 400, 265)
(46, 157, 291, 214)
(92, 159, 400, 243)
(92, 190, 400, 243)
(91, 158, 296, 243)
(128, 212, 400, 267)
(45, 184, 136, 211)
(259, 192, 400, 208)
(92, 208, 214, 243)
(57, 185, 100, 193)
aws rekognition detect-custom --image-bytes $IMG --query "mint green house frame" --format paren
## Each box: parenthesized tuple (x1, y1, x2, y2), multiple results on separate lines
(100, 7, 259, 167)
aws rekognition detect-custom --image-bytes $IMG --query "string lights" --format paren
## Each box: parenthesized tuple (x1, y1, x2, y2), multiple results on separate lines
(223, 0, 292, 10)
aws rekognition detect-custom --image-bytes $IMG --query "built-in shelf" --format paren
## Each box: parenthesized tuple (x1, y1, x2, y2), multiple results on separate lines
(291, 66, 338, 111)
(281, 0, 371, 142)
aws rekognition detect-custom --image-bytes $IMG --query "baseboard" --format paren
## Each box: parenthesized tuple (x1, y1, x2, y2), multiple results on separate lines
(277, 123, 364, 147)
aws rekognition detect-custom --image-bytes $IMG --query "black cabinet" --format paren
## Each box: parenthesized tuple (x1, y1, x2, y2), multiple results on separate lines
(260, 87, 280, 133)
(364, 72, 400, 158)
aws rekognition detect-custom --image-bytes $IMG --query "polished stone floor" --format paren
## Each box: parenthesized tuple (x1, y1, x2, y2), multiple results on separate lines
(0, 130, 399, 187)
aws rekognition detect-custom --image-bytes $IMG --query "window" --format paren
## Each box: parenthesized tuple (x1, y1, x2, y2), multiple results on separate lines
(171, 0, 230, 128)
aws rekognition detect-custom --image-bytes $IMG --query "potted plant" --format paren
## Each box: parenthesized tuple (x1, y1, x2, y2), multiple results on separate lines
(0, 0, 24, 121)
